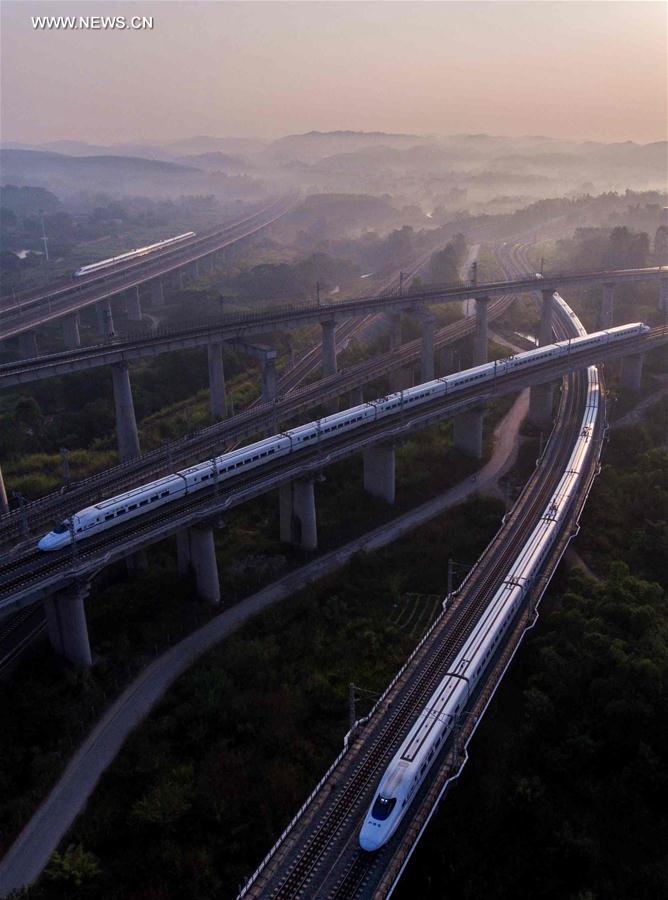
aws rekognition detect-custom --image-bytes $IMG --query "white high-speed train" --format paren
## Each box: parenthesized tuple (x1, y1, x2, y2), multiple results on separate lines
(37, 322, 646, 551)
(358, 297, 600, 851)
(72, 232, 196, 278)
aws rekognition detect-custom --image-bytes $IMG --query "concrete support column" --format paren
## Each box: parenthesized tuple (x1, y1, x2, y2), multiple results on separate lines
(286, 337, 296, 370)
(189, 525, 220, 605)
(620, 353, 644, 391)
(176, 529, 191, 577)
(62, 313, 81, 349)
(420, 313, 436, 382)
(126, 286, 142, 323)
(388, 312, 402, 351)
(473, 297, 489, 365)
(96, 300, 115, 339)
(349, 385, 364, 407)
(111, 362, 141, 460)
(601, 283, 614, 329)
(18, 330, 39, 358)
(261, 355, 278, 403)
(453, 407, 484, 459)
(321, 320, 337, 377)
(279, 480, 317, 549)
(528, 382, 554, 428)
(150, 278, 164, 308)
(44, 584, 92, 667)
(660, 277, 668, 315)
(178, 269, 185, 290)
(363, 443, 396, 504)
(192, 260, 200, 279)
(207, 341, 227, 419)
(529, 289, 555, 427)
(0, 463, 9, 516)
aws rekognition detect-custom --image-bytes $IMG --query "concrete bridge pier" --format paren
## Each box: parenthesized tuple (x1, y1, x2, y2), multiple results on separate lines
(529, 288, 555, 427)
(279, 479, 317, 550)
(189, 525, 221, 605)
(126, 286, 143, 323)
(388, 312, 402, 351)
(111, 362, 141, 460)
(96, 300, 115, 339)
(18, 330, 39, 358)
(620, 353, 644, 390)
(473, 296, 490, 365)
(178, 269, 185, 290)
(261, 352, 278, 403)
(150, 278, 164, 308)
(363, 443, 396, 503)
(418, 312, 436, 382)
(600, 283, 614, 329)
(321, 320, 337, 377)
(45, 583, 93, 667)
(62, 313, 81, 349)
(660, 277, 668, 315)
(453, 406, 484, 459)
(0, 464, 9, 516)
(191, 260, 200, 279)
(387, 313, 405, 391)
(207, 341, 227, 419)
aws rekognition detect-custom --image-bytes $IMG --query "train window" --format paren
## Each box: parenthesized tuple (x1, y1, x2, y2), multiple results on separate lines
(268, 449, 275, 455)
(139, 499, 149, 507)
(117, 509, 126, 516)
(105, 514, 114, 521)
(371, 796, 397, 821)
(128, 504, 137, 511)
(236, 462, 243, 468)
(420, 764, 426, 775)
(160, 491, 169, 498)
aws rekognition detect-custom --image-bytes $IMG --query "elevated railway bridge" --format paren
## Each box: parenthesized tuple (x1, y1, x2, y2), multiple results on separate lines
(0, 324, 665, 660)
(0, 197, 296, 346)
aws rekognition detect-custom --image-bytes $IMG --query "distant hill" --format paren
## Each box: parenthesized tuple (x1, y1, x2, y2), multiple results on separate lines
(165, 135, 267, 157)
(0, 149, 220, 199)
(178, 151, 255, 173)
(265, 130, 433, 163)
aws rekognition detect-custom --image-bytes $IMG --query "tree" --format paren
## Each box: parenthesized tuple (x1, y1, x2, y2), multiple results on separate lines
(45, 844, 101, 888)
(654, 225, 668, 262)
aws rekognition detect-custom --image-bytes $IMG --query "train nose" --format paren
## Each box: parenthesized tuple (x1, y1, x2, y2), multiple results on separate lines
(37, 533, 57, 551)
(359, 827, 383, 852)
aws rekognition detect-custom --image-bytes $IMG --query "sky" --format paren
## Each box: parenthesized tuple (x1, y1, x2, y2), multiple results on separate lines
(1, 0, 666, 146)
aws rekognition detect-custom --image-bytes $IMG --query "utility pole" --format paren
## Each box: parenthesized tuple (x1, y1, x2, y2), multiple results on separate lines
(471, 260, 477, 287)
(316, 281, 320, 306)
(540, 256, 545, 275)
(349, 683, 356, 732)
(399, 271, 405, 296)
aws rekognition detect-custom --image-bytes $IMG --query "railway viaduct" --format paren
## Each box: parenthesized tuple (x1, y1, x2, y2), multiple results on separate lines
(1, 265, 666, 516)
(0, 196, 295, 350)
(0, 324, 665, 670)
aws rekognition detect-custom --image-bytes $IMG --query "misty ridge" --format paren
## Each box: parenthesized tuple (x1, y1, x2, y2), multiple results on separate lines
(1, 130, 666, 216)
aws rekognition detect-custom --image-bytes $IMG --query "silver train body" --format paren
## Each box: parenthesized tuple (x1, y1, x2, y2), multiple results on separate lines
(37, 323, 646, 551)
(72, 232, 196, 279)
(358, 297, 600, 851)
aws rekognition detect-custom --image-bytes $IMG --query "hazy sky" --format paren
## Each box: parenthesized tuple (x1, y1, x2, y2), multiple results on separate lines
(1, 1, 666, 146)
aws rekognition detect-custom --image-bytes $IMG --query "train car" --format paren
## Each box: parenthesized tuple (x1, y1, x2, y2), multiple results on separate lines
(37, 326, 638, 552)
(72, 231, 196, 278)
